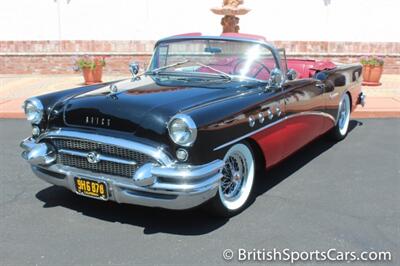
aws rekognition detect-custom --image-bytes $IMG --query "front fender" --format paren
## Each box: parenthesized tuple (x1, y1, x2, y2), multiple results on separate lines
(181, 87, 277, 164)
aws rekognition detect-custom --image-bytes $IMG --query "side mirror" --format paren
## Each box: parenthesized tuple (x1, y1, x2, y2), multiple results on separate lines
(286, 69, 297, 81)
(129, 62, 140, 78)
(269, 68, 283, 88)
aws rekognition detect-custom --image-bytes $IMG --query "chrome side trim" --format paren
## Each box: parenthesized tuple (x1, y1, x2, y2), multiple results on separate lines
(38, 129, 173, 166)
(58, 149, 137, 166)
(301, 111, 336, 123)
(213, 111, 336, 151)
(214, 118, 284, 151)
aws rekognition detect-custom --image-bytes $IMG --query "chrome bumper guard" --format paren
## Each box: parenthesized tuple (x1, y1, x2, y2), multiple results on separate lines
(21, 136, 224, 210)
(358, 92, 366, 107)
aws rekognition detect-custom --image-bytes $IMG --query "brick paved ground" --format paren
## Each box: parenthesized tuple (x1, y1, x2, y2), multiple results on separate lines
(353, 75, 400, 118)
(0, 74, 126, 118)
(0, 74, 398, 119)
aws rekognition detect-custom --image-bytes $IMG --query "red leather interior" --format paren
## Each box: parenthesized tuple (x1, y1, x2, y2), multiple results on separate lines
(199, 57, 276, 80)
(198, 58, 336, 80)
(286, 59, 336, 79)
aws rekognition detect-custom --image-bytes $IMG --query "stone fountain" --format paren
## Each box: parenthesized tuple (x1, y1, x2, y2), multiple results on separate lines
(211, 0, 251, 33)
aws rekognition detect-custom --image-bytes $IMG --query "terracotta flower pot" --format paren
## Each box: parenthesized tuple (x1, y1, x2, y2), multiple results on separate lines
(369, 66, 383, 83)
(362, 65, 383, 86)
(362, 65, 372, 81)
(93, 64, 103, 83)
(82, 68, 95, 85)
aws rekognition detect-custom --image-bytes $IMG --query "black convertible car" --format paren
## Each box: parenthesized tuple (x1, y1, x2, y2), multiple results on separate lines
(20, 33, 365, 216)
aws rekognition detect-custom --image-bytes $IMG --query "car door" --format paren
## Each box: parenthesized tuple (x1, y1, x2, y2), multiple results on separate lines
(280, 78, 326, 159)
(250, 92, 286, 168)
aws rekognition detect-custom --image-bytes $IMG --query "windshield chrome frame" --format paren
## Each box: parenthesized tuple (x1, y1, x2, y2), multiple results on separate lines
(148, 36, 283, 82)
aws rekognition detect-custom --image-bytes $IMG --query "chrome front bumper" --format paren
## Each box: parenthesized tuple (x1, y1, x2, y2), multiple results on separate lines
(21, 136, 224, 210)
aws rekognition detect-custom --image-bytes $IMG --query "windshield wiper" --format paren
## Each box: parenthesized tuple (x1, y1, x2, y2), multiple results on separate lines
(146, 59, 190, 75)
(146, 60, 233, 83)
(194, 62, 232, 81)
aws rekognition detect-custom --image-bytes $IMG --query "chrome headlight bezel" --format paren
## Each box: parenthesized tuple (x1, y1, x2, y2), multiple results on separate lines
(167, 114, 197, 147)
(23, 98, 44, 124)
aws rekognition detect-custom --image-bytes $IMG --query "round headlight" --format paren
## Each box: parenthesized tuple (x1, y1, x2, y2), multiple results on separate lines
(168, 114, 197, 147)
(23, 98, 44, 124)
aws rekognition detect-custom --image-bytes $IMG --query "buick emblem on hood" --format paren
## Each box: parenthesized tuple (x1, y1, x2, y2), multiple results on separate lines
(85, 116, 111, 127)
(87, 151, 100, 164)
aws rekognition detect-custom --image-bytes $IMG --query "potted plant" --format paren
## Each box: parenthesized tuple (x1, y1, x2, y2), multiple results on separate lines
(360, 56, 384, 86)
(92, 57, 106, 83)
(74, 56, 106, 85)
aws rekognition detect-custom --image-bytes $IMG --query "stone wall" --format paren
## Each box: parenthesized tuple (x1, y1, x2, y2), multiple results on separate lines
(1, 40, 399, 75)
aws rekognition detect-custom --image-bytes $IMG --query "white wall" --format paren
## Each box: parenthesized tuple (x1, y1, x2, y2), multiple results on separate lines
(1, 0, 399, 42)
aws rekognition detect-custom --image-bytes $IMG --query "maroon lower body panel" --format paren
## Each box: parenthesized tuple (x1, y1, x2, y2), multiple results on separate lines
(251, 114, 335, 169)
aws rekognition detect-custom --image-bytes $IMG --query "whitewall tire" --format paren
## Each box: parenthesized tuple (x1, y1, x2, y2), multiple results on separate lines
(331, 93, 351, 141)
(208, 142, 256, 217)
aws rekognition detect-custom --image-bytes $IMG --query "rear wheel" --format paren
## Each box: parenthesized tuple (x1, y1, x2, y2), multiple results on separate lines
(331, 93, 351, 141)
(207, 142, 256, 217)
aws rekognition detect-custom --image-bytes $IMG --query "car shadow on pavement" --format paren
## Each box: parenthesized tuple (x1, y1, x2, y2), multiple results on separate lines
(35, 120, 362, 235)
(35, 186, 229, 235)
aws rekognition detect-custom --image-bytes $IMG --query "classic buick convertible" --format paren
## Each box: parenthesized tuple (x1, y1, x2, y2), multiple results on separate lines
(21, 33, 366, 216)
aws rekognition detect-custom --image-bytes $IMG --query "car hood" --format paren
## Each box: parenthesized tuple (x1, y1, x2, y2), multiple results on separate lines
(63, 77, 242, 135)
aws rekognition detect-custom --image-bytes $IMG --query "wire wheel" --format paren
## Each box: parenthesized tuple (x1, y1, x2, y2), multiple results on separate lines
(218, 143, 255, 211)
(338, 94, 351, 136)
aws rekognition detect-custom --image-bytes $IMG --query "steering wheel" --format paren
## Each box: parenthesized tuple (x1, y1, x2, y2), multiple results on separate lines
(233, 59, 271, 79)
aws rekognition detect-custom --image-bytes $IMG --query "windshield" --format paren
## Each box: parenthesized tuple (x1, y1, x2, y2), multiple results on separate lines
(148, 39, 279, 83)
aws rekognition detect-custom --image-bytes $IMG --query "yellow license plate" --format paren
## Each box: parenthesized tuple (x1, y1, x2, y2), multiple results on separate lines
(74, 177, 108, 200)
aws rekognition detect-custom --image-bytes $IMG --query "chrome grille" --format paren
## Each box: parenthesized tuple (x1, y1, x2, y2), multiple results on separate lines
(49, 138, 157, 178)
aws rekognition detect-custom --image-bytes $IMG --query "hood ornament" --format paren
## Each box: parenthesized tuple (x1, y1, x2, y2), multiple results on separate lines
(109, 84, 118, 93)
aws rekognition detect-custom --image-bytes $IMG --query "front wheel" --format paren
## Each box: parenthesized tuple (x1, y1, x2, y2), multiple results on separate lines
(207, 142, 256, 217)
(330, 93, 351, 141)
